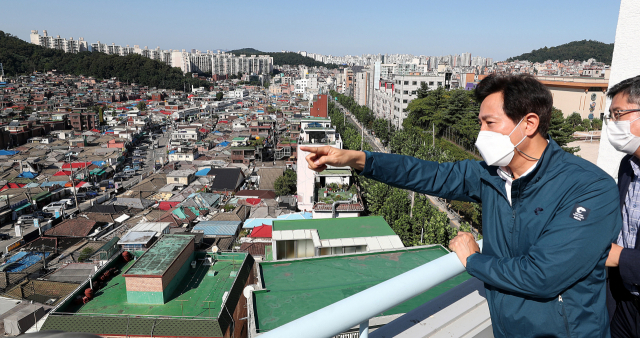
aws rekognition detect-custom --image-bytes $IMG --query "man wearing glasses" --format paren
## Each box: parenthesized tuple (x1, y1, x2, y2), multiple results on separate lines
(605, 75, 640, 338)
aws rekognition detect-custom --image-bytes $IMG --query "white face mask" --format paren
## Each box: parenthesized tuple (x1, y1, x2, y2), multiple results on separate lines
(475, 118, 526, 167)
(607, 116, 640, 154)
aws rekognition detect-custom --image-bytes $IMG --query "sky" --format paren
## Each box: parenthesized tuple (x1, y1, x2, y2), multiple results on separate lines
(4, 0, 621, 61)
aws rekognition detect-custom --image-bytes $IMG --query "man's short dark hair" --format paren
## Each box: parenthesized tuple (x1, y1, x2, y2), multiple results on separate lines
(475, 74, 553, 137)
(607, 75, 640, 106)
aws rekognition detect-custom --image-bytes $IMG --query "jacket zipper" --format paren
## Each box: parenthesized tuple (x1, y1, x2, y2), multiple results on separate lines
(559, 295, 571, 337)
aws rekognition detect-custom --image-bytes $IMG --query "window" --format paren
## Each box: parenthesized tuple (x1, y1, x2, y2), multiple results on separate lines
(429, 81, 434, 85)
(174, 177, 179, 182)
(411, 91, 417, 95)
(404, 81, 409, 85)
(403, 99, 408, 103)
(403, 90, 408, 94)
(438, 82, 443, 86)
(412, 81, 417, 85)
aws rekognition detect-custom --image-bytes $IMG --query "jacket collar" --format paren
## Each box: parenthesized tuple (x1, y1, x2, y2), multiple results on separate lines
(481, 137, 560, 195)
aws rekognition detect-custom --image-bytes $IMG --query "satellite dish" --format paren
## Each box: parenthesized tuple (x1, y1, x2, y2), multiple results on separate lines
(243, 285, 255, 299)
(211, 245, 219, 253)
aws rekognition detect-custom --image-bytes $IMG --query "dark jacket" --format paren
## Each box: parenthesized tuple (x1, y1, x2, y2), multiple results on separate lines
(360, 139, 621, 338)
(608, 155, 640, 312)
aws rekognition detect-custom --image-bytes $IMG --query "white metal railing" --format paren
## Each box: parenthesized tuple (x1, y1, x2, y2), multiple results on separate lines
(258, 240, 482, 338)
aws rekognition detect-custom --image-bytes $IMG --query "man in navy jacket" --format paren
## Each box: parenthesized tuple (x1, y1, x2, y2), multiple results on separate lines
(302, 74, 621, 337)
(604, 75, 640, 338)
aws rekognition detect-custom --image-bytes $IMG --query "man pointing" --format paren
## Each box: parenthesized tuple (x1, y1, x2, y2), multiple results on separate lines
(302, 74, 621, 338)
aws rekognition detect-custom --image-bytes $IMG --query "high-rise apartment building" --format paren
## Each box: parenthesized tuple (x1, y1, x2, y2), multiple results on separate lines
(30, 30, 88, 53)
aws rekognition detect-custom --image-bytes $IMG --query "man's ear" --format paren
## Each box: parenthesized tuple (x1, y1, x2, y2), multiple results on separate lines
(525, 113, 539, 136)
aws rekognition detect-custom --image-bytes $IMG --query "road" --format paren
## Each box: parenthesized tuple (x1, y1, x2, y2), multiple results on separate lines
(334, 101, 387, 153)
(335, 101, 464, 229)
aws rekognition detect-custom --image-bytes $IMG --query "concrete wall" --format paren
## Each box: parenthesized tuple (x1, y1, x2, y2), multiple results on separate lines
(548, 87, 608, 119)
(597, 0, 639, 177)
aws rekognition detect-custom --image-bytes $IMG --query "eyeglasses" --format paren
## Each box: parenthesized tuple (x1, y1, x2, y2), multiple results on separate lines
(604, 109, 640, 124)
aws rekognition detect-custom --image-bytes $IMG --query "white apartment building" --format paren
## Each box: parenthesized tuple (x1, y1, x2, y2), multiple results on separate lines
(296, 117, 343, 212)
(172, 51, 274, 76)
(391, 74, 446, 128)
(294, 75, 318, 95)
(30, 30, 88, 53)
(371, 80, 395, 120)
(171, 129, 200, 142)
(226, 89, 249, 99)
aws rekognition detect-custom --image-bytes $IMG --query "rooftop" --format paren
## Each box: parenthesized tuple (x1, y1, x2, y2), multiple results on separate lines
(43, 252, 252, 337)
(272, 216, 394, 240)
(124, 235, 193, 276)
(255, 246, 471, 332)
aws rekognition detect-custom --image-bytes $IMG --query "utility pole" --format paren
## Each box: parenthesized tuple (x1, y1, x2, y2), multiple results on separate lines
(360, 121, 364, 151)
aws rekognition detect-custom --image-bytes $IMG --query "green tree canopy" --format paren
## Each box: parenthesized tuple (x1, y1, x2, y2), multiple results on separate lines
(275, 170, 297, 196)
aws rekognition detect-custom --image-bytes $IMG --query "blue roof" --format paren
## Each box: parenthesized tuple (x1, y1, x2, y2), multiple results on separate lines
(92, 161, 106, 167)
(17, 171, 37, 178)
(0, 150, 19, 156)
(41, 181, 68, 187)
(218, 141, 230, 147)
(195, 168, 210, 176)
(3, 252, 50, 272)
(169, 150, 176, 154)
(193, 221, 241, 236)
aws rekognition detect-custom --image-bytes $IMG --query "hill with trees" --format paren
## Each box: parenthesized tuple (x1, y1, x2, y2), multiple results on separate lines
(0, 31, 210, 90)
(228, 48, 341, 69)
(506, 40, 614, 64)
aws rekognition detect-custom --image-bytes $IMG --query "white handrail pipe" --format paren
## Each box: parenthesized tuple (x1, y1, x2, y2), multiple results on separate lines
(259, 240, 483, 338)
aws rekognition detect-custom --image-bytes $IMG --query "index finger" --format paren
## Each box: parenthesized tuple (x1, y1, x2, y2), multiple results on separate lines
(300, 146, 329, 155)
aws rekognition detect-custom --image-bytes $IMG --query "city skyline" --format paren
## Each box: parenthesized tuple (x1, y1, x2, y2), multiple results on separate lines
(4, 0, 620, 62)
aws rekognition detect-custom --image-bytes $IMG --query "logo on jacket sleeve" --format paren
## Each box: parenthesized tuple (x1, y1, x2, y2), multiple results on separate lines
(571, 204, 591, 221)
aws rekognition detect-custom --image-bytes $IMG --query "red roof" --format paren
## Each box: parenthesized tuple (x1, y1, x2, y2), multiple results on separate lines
(0, 183, 26, 191)
(62, 162, 92, 169)
(53, 170, 73, 176)
(245, 198, 262, 206)
(248, 224, 272, 238)
(158, 201, 180, 210)
(90, 128, 101, 133)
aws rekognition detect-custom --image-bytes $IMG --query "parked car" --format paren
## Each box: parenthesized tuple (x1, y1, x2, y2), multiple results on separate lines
(33, 211, 53, 218)
(42, 201, 67, 213)
(17, 215, 44, 225)
(0, 233, 10, 240)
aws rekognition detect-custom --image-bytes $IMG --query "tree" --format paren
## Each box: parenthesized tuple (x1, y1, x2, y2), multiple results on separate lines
(548, 108, 579, 153)
(416, 82, 431, 99)
(591, 118, 603, 130)
(98, 106, 104, 124)
(136, 101, 147, 111)
(216, 92, 224, 101)
(275, 170, 297, 196)
(264, 81, 270, 88)
(78, 247, 95, 262)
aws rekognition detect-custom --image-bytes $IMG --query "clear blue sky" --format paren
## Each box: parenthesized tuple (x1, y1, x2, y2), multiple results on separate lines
(5, 0, 621, 61)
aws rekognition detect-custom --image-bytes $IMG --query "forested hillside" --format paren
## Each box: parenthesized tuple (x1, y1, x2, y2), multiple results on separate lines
(0, 31, 210, 90)
(506, 40, 614, 64)
(229, 48, 341, 69)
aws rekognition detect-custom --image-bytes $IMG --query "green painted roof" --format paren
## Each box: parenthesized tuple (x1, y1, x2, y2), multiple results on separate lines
(255, 246, 471, 332)
(230, 146, 255, 150)
(272, 216, 394, 240)
(232, 137, 246, 141)
(317, 169, 352, 176)
(41, 252, 251, 337)
(124, 235, 193, 276)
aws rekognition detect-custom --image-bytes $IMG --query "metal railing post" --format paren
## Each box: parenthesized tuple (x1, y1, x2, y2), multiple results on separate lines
(359, 320, 369, 338)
